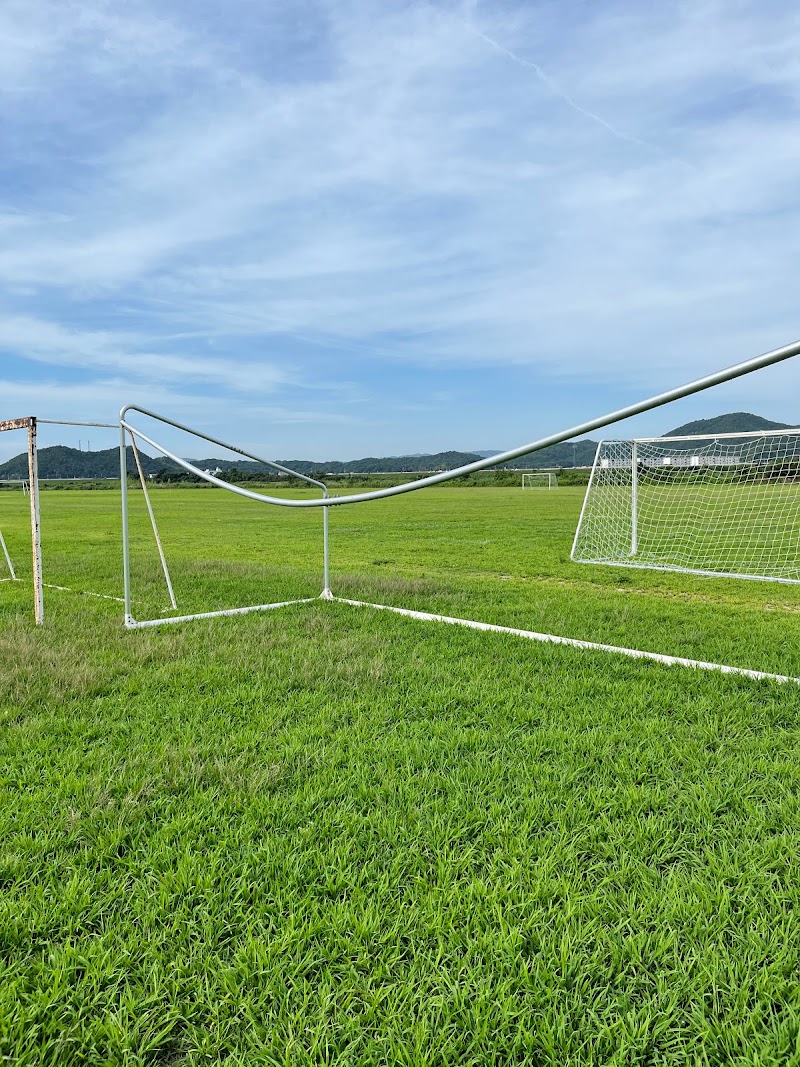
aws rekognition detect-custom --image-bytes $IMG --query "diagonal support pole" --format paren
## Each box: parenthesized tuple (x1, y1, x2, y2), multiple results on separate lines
(129, 433, 177, 610)
(0, 528, 17, 581)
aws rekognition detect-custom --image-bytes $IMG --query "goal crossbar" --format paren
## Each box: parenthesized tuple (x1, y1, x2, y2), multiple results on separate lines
(118, 338, 800, 509)
(632, 427, 800, 444)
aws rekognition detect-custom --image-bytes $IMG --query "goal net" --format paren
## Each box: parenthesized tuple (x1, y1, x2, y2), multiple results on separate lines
(571, 429, 800, 583)
(522, 472, 558, 489)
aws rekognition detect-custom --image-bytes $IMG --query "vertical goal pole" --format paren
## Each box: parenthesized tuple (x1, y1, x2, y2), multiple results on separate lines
(120, 423, 133, 625)
(27, 417, 43, 624)
(322, 491, 331, 598)
(630, 440, 638, 556)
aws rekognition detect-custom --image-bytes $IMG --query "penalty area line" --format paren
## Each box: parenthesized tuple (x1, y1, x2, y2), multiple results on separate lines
(44, 583, 126, 603)
(331, 597, 799, 685)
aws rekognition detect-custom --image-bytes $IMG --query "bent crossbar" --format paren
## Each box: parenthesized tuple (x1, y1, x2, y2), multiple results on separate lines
(121, 338, 800, 508)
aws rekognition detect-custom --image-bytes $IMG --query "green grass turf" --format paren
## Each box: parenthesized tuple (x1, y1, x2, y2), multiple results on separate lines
(2, 487, 800, 1064)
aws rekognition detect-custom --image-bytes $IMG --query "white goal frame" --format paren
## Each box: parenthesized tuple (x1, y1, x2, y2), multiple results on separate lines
(522, 472, 558, 489)
(117, 337, 800, 684)
(0, 416, 175, 623)
(8, 338, 800, 686)
(571, 428, 800, 584)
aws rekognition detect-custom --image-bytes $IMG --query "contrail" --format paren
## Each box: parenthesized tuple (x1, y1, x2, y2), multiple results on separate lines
(466, 22, 675, 159)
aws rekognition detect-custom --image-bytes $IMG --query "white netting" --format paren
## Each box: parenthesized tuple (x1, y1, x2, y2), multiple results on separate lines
(522, 473, 558, 489)
(572, 432, 800, 582)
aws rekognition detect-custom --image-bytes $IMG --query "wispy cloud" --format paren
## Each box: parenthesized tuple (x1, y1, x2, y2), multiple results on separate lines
(2, 0, 800, 457)
(461, 20, 673, 158)
(0, 316, 292, 393)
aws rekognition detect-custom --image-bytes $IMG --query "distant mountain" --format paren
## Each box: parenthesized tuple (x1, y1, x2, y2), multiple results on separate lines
(493, 440, 599, 469)
(0, 446, 487, 480)
(663, 412, 795, 437)
(0, 442, 600, 479)
(6, 414, 791, 481)
(273, 451, 482, 474)
(0, 445, 178, 480)
(471, 449, 503, 458)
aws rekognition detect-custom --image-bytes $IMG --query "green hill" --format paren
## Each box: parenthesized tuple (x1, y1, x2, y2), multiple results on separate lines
(493, 440, 599, 470)
(273, 451, 482, 475)
(0, 446, 173, 480)
(663, 412, 795, 437)
(0, 446, 487, 480)
(3, 413, 795, 481)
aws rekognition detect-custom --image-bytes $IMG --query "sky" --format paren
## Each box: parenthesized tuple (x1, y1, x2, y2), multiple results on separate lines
(2, 0, 800, 464)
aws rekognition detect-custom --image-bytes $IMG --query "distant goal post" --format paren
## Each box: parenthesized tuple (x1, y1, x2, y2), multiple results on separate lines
(522, 472, 558, 489)
(571, 427, 800, 583)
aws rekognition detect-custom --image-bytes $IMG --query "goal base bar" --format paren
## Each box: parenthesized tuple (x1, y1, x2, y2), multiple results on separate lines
(119, 591, 799, 682)
(125, 596, 318, 629)
(573, 558, 800, 585)
(330, 597, 800, 685)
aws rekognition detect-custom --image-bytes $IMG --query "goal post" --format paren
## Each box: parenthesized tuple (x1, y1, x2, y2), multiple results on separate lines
(0, 417, 43, 622)
(522, 472, 558, 489)
(572, 428, 800, 583)
(0, 416, 176, 623)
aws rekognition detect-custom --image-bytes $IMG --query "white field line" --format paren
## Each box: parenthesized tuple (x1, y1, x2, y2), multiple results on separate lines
(332, 597, 800, 685)
(126, 596, 318, 629)
(43, 583, 126, 603)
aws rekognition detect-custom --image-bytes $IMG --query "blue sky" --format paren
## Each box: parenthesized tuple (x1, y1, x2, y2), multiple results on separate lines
(3, 0, 800, 463)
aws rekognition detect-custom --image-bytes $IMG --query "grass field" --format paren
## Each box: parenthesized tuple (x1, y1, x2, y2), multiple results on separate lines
(2, 486, 800, 1064)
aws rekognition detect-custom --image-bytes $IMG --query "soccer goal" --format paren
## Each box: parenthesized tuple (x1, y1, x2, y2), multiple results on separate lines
(522, 472, 558, 489)
(571, 429, 800, 583)
(0, 416, 176, 623)
(8, 335, 800, 685)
